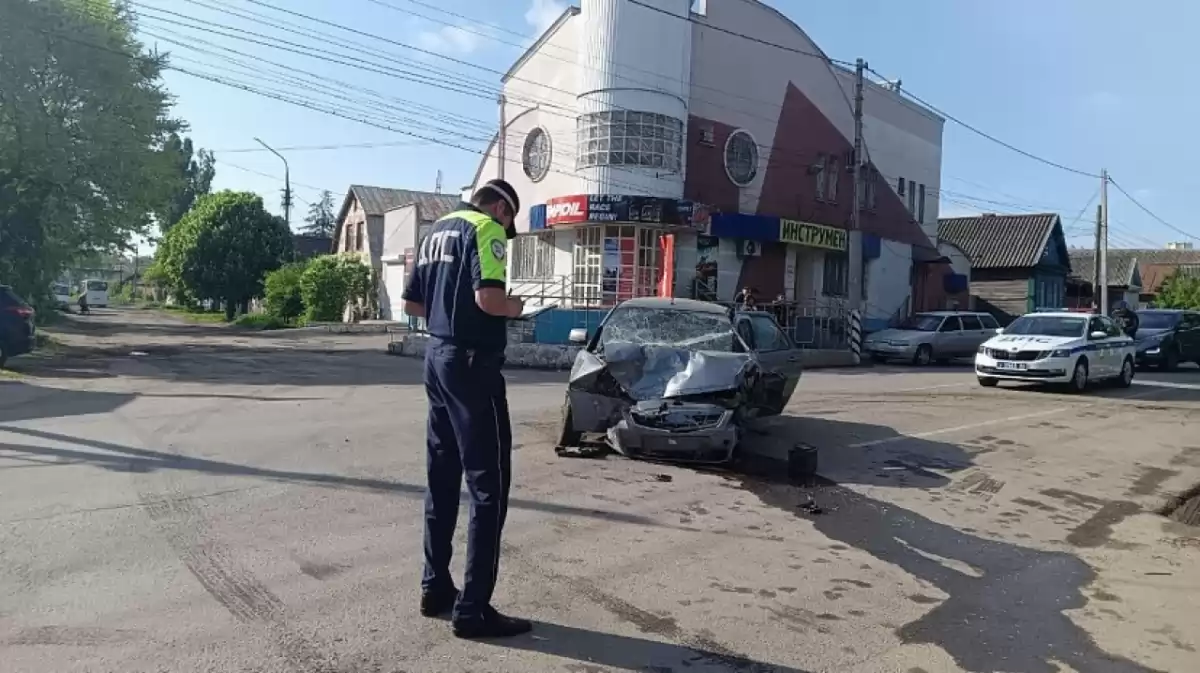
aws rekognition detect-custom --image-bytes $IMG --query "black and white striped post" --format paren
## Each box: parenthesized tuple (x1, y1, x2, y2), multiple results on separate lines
(848, 309, 863, 364)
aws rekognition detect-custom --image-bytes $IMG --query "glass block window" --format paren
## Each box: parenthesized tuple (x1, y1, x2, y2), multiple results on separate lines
(575, 110, 684, 172)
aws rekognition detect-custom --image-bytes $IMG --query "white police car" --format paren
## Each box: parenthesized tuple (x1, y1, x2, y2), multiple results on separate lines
(975, 311, 1136, 393)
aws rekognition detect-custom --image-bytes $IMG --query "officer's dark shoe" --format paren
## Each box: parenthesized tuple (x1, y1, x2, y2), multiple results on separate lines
(419, 587, 459, 618)
(452, 606, 533, 639)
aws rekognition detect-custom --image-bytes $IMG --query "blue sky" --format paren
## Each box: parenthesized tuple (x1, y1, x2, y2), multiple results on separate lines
(143, 0, 1196, 251)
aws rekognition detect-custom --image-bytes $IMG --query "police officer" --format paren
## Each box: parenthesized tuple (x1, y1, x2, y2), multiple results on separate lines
(1111, 300, 1139, 338)
(401, 179, 530, 639)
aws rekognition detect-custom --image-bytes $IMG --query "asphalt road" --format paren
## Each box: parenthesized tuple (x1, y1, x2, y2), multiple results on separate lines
(1, 308, 1198, 673)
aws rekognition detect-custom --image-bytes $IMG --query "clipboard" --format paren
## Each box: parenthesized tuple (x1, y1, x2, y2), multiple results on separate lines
(511, 304, 558, 321)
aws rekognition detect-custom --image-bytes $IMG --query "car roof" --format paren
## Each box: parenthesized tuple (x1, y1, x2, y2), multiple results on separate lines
(913, 311, 990, 316)
(1138, 308, 1188, 314)
(1019, 311, 1090, 319)
(616, 297, 729, 315)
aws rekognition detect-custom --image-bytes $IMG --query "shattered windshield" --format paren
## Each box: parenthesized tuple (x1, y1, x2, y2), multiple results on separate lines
(600, 306, 736, 352)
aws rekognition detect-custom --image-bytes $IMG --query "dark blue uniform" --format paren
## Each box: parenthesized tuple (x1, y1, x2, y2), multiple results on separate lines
(402, 203, 511, 622)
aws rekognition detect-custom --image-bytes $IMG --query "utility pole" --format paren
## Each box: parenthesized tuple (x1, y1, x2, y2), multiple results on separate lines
(1099, 169, 1109, 314)
(497, 94, 507, 180)
(1093, 204, 1102, 312)
(254, 137, 291, 227)
(848, 58, 866, 313)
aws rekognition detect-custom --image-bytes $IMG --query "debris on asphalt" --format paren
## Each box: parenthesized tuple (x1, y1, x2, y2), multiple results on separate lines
(654, 474, 673, 483)
(787, 442, 819, 486)
(554, 444, 607, 459)
(797, 492, 824, 515)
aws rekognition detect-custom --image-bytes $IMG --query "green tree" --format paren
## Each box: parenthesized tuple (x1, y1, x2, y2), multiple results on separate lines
(299, 254, 370, 323)
(0, 0, 180, 312)
(262, 260, 308, 323)
(156, 134, 215, 233)
(1156, 272, 1200, 309)
(300, 189, 337, 238)
(154, 190, 292, 320)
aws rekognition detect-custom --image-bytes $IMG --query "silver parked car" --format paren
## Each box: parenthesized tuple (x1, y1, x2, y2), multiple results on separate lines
(865, 311, 1000, 365)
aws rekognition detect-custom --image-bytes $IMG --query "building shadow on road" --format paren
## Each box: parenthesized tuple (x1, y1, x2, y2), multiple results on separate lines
(496, 620, 813, 673)
(735, 481, 1164, 673)
(0, 424, 671, 530)
(0, 381, 137, 424)
(743, 415, 977, 489)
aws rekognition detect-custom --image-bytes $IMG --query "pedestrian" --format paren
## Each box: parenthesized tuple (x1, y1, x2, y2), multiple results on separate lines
(1110, 300, 1139, 338)
(400, 178, 531, 639)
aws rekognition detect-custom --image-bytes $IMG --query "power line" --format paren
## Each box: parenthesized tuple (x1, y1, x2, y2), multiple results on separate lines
(1108, 177, 1199, 243)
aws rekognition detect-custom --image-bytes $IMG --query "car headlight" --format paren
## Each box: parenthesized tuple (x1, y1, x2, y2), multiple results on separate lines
(978, 345, 988, 354)
(1049, 349, 1072, 358)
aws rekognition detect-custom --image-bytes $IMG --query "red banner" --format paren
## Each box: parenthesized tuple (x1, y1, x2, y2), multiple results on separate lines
(545, 195, 589, 226)
(658, 233, 675, 297)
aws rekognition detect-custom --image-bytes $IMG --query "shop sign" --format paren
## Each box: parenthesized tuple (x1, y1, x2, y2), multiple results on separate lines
(544, 194, 713, 229)
(779, 219, 847, 251)
(545, 195, 588, 225)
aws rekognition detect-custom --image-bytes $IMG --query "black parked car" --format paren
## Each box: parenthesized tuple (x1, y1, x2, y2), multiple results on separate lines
(1134, 309, 1200, 371)
(0, 285, 35, 368)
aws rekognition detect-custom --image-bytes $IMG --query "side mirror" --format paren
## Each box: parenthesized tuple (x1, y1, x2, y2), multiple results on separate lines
(1089, 330, 1108, 340)
(568, 328, 588, 344)
(994, 327, 1004, 335)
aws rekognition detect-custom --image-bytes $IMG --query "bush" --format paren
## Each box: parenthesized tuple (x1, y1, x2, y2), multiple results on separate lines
(299, 254, 370, 323)
(232, 313, 289, 330)
(263, 261, 307, 322)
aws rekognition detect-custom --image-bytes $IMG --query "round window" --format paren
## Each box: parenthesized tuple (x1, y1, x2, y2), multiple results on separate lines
(522, 127, 551, 182)
(724, 130, 758, 187)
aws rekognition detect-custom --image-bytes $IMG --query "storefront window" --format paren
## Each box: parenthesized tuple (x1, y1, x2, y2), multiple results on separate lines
(575, 110, 684, 172)
(572, 225, 661, 307)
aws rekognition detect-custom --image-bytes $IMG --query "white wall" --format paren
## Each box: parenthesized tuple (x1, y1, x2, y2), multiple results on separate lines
(939, 241, 971, 277)
(381, 204, 418, 261)
(865, 241, 913, 322)
(469, 14, 583, 234)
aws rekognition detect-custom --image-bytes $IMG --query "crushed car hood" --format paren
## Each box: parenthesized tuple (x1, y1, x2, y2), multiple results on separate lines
(569, 341, 752, 400)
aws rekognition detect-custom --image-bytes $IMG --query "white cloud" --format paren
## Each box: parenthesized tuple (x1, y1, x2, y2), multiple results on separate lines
(525, 0, 567, 35)
(414, 25, 481, 56)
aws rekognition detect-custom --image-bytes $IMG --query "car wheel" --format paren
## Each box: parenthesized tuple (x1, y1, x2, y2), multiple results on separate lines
(557, 394, 582, 449)
(1117, 356, 1134, 388)
(912, 344, 933, 366)
(1066, 358, 1089, 394)
(977, 377, 998, 387)
(1160, 348, 1179, 372)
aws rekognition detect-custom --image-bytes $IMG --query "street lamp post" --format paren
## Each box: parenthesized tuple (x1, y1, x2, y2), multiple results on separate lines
(254, 137, 292, 227)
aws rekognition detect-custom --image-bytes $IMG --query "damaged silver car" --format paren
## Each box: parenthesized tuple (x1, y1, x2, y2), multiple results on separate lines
(557, 297, 803, 463)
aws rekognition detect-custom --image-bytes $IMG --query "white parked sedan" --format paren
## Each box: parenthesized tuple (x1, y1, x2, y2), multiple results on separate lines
(975, 312, 1136, 393)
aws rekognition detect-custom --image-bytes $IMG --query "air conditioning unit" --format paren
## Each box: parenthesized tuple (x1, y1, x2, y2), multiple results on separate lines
(737, 239, 762, 258)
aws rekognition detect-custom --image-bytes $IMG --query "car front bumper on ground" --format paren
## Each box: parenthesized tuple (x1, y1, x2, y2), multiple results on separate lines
(975, 351, 1074, 383)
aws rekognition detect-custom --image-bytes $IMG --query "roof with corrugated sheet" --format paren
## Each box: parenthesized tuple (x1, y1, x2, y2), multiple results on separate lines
(1067, 249, 1140, 287)
(334, 186, 459, 260)
(937, 213, 1063, 270)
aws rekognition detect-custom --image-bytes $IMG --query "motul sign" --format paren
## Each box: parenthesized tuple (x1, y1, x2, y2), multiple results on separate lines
(545, 195, 589, 226)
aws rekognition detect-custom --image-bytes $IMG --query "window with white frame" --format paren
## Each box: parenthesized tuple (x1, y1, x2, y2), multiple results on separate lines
(576, 110, 684, 172)
(918, 184, 926, 223)
(572, 225, 661, 307)
(511, 232, 555, 280)
(815, 154, 828, 201)
(908, 185, 917, 216)
(725, 130, 758, 186)
(822, 251, 848, 297)
(861, 168, 877, 210)
(898, 177, 906, 197)
(827, 155, 840, 202)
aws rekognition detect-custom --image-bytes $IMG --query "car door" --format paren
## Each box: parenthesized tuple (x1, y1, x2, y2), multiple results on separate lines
(1181, 313, 1200, 361)
(958, 314, 989, 354)
(747, 313, 803, 416)
(933, 316, 963, 358)
(1097, 316, 1126, 376)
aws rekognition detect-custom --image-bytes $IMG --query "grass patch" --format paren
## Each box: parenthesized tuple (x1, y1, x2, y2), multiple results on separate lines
(160, 306, 229, 324)
(232, 313, 296, 330)
(0, 368, 23, 380)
